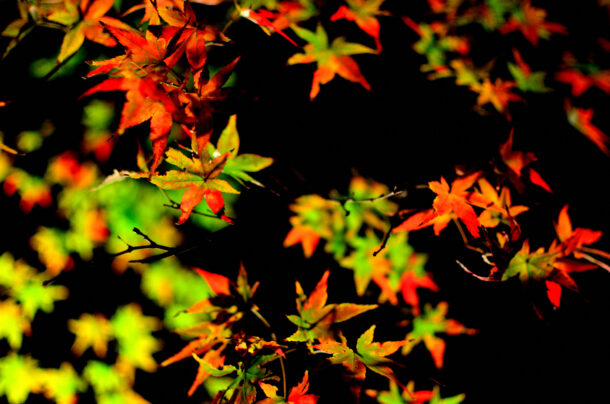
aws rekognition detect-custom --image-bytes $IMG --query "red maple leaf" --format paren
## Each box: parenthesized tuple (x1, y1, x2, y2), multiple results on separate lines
(499, 0, 567, 46)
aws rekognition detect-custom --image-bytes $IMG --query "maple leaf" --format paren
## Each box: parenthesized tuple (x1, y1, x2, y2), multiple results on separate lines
(470, 78, 521, 116)
(218, 115, 274, 186)
(239, 7, 299, 46)
(178, 57, 241, 140)
(467, 177, 529, 228)
(498, 130, 552, 192)
(553, 205, 603, 258)
(507, 49, 550, 93)
(366, 380, 466, 404)
(286, 270, 377, 343)
(499, 0, 567, 46)
(0, 354, 43, 404)
(57, 0, 131, 62)
(154, 0, 229, 74)
(189, 346, 234, 396)
(555, 68, 610, 97)
(110, 304, 162, 373)
(339, 230, 397, 302)
(565, 102, 610, 155)
(68, 313, 114, 357)
(502, 240, 555, 282)
(258, 371, 319, 404)
(403, 302, 475, 369)
(0, 300, 31, 350)
(399, 271, 438, 316)
(288, 24, 375, 99)
(82, 76, 178, 173)
(426, 172, 482, 238)
(284, 225, 321, 258)
(314, 325, 406, 396)
(39, 362, 87, 404)
(248, 1, 317, 31)
(287, 371, 319, 404)
(330, 0, 388, 51)
(150, 146, 239, 224)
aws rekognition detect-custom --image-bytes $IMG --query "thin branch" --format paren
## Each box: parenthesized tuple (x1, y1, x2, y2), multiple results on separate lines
(113, 227, 195, 263)
(452, 218, 485, 254)
(331, 187, 407, 209)
(456, 260, 500, 282)
(580, 246, 610, 261)
(581, 253, 610, 273)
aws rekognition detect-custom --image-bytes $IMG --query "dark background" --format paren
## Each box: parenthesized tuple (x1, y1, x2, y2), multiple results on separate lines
(2, 0, 610, 402)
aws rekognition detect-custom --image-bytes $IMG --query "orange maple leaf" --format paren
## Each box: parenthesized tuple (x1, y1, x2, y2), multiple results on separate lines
(470, 78, 521, 115)
(427, 172, 482, 238)
(284, 225, 321, 258)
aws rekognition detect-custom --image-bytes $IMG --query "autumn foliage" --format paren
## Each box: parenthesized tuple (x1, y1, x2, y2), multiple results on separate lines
(1, 0, 610, 403)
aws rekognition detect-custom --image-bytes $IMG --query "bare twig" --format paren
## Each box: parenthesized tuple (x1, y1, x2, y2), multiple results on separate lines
(456, 260, 500, 282)
(581, 253, 610, 273)
(113, 227, 197, 263)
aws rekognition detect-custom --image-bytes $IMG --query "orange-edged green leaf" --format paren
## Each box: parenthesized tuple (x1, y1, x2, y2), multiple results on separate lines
(58, 23, 86, 63)
(217, 115, 239, 156)
(314, 335, 365, 380)
(287, 271, 376, 343)
(165, 148, 203, 174)
(202, 152, 229, 180)
(503, 240, 555, 281)
(150, 171, 202, 189)
(356, 325, 406, 381)
(188, 349, 230, 396)
(404, 302, 475, 369)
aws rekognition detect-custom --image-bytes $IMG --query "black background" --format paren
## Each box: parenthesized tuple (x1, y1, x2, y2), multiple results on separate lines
(2, 0, 610, 402)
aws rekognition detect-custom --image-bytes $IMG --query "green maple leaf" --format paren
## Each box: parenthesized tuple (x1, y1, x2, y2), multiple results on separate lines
(507, 63, 549, 93)
(340, 230, 383, 296)
(502, 240, 556, 282)
(286, 270, 376, 343)
(404, 302, 475, 369)
(0, 354, 42, 404)
(0, 300, 30, 349)
(13, 275, 68, 319)
(39, 362, 86, 404)
(218, 115, 274, 187)
(83, 361, 125, 395)
(314, 325, 405, 393)
(110, 304, 161, 373)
